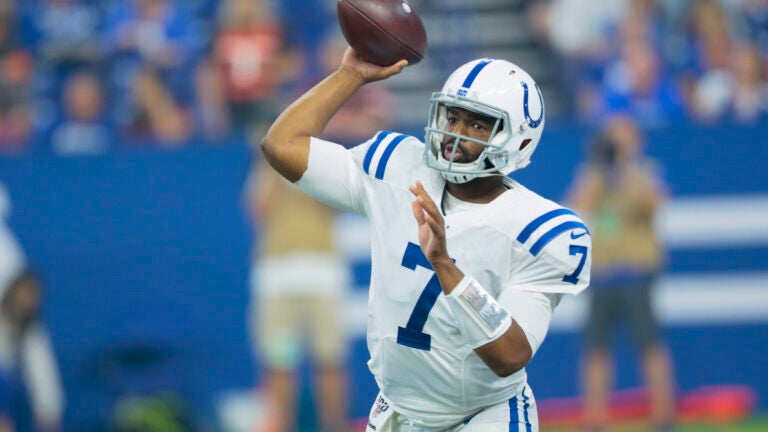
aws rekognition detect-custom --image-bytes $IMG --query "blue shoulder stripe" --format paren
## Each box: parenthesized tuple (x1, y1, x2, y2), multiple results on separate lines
(517, 208, 578, 243)
(529, 220, 590, 256)
(363, 131, 392, 175)
(375, 134, 407, 180)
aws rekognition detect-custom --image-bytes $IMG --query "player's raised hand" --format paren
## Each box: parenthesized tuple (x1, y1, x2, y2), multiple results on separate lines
(409, 181, 449, 265)
(341, 47, 408, 83)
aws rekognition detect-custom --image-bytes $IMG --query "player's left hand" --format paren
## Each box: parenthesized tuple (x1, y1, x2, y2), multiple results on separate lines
(410, 181, 450, 265)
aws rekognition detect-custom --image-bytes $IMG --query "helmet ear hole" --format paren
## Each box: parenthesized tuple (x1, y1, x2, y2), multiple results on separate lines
(519, 139, 532, 150)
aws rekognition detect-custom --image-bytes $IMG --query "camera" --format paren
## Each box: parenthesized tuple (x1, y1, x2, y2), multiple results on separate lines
(591, 135, 618, 166)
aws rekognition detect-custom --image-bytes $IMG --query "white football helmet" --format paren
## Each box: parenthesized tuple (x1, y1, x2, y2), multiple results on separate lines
(424, 58, 545, 183)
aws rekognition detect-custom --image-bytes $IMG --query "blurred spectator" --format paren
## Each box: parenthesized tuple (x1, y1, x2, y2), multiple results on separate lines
(212, 0, 297, 138)
(566, 114, 676, 432)
(104, 0, 198, 73)
(689, 0, 734, 70)
(319, 33, 395, 147)
(734, 0, 768, 56)
(48, 71, 112, 155)
(0, 183, 64, 432)
(103, 0, 201, 118)
(0, 0, 20, 56)
(692, 41, 768, 124)
(121, 68, 192, 147)
(24, 0, 102, 75)
(529, 0, 625, 62)
(528, 0, 627, 118)
(679, 0, 735, 112)
(528, 0, 768, 127)
(0, 51, 34, 155)
(0, 0, 33, 155)
(193, 56, 232, 142)
(599, 39, 686, 128)
(529, 0, 684, 122)
(245, 161, 350, 432)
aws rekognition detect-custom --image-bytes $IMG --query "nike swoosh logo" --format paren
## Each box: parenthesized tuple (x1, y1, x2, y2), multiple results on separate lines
(570, 230, 588, 240)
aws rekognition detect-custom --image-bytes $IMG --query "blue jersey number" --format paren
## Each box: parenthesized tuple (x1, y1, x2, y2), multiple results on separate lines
(396, 242, 444, 351)
(562, 245, 588, 284)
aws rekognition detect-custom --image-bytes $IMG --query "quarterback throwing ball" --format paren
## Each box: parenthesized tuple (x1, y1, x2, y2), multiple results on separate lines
(260, 48, 591, 431)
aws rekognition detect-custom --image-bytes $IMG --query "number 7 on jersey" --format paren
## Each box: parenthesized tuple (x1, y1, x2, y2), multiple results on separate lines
(396, 242, 445, 351)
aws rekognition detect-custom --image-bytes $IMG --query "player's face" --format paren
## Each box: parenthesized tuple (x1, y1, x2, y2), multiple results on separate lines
(440, 107, 494, 163)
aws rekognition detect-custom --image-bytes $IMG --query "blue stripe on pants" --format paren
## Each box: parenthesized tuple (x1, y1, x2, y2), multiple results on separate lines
(522, 387, 532, 432)
(508, 396, 519, 431)
(508, 388, 534, 432)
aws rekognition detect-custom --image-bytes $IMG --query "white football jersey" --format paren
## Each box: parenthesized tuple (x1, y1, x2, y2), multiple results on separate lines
(297, 131, 591, 428)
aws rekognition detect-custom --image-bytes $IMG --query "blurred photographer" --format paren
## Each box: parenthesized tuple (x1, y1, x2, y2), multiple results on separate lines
(566, 114, 675, 432)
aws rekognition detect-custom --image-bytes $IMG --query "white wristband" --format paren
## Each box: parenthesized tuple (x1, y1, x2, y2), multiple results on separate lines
(446, 276, 512, 348)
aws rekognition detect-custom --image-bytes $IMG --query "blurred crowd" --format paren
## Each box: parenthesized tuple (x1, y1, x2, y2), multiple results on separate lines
(529, 0, 768, 128)
(0, 0, 333, 156)
(0, 0, 767, 157)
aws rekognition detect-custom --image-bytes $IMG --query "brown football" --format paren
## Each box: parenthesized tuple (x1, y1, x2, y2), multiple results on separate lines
(337, 0, 428, 66)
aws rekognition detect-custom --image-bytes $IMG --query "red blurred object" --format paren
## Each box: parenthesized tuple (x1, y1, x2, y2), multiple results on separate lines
(214, 27, 283, 102)
(537, 384, 757, 428)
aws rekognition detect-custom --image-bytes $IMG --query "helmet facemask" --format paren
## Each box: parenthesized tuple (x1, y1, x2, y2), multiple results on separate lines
(424, 93, 517, 184)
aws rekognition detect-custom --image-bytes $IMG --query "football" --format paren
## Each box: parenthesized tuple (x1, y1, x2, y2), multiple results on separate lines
(337, 0, 428, 66)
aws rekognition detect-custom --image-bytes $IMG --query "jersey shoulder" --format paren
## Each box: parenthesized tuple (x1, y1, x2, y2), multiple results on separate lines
(501, 183, 590, 258)
(493, 181, 591, 294)
(350, 130, 429, 186)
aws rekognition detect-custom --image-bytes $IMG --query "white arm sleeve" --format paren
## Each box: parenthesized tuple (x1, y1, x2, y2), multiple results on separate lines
(497, 289, 562, 357)
(295, 137, 366, 215)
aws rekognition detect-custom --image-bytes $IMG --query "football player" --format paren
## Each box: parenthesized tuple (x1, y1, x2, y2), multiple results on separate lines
(259, 49, 591, 431)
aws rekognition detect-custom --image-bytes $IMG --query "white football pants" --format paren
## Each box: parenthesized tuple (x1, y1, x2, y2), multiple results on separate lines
(365, 384, 539, 432)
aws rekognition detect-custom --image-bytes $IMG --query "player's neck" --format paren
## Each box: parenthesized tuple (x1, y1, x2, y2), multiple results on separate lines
(445, 176, 507, 204)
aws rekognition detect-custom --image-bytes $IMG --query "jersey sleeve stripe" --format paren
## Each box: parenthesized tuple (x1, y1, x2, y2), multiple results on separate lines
(363, 130, 392, 175)
(529, 220, 590, 256)
(516, 208, 578, 243)
(374, 134, 408, 179)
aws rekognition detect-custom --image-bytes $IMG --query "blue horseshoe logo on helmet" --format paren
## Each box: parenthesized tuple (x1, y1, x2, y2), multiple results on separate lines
(521, 82, 544, 129)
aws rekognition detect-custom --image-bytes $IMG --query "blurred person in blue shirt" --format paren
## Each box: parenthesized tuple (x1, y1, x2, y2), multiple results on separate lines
(21, 0, 102, 75)
(103, 0, 200, 74)
(47, 70, 113, 155)
(599, 39, 686, 129)
(103, 0, 202, 121)
(567, 114, 676, 432)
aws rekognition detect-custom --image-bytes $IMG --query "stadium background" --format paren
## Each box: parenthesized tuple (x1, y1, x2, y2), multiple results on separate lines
(1, 0, 767, 431)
